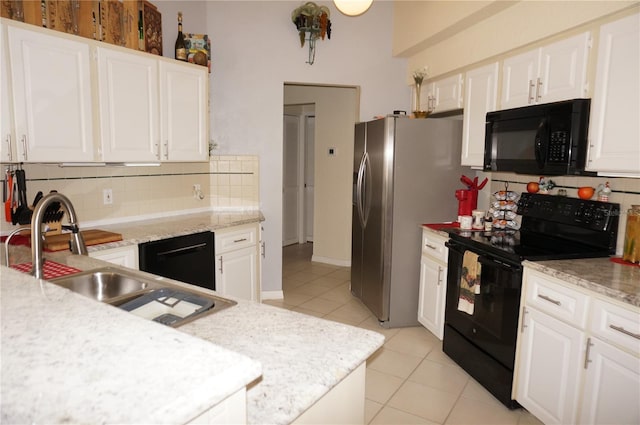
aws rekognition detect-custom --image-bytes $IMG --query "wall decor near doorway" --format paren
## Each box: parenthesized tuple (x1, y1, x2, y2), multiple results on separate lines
(291, 2, 331, 65)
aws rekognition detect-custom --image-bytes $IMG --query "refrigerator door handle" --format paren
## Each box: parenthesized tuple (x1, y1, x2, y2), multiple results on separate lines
(362, 152, 372, 227)
(356, 152, 366, 227)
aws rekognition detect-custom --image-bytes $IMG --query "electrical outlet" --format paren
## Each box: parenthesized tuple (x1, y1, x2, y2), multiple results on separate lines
(103, 188, 113, 205)
(193, 184, 204, 200)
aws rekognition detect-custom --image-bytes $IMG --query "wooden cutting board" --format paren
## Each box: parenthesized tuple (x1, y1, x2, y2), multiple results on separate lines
(45, 229, 123, 252)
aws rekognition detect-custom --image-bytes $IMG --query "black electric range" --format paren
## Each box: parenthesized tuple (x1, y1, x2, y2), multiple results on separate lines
(441, 193, 620, 409)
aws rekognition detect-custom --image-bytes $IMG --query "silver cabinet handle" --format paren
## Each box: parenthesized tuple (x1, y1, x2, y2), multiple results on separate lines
(584, 337, 593, 369)
(233, 237, 248, 243)
(21, 135, 27, 161)
(261, 241, 265, 258)
(218, 256, 223, 274)
(425, 243, 437, 251)
(520, 306, 528, 333)
(536, 77, 542, 101)
(163, 140, 168, 160)
(528, 80, 535, 104)
(154, 141, 160, 159)
(609, 324, 640, 340)
(4, 134, 11, 162)
(436, 266, 442, 286)
(538, 294, 561, 306)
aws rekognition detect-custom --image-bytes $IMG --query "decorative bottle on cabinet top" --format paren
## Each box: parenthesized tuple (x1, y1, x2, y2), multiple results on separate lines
(623, 205, 640, 264)
(175, 12, 187, 61)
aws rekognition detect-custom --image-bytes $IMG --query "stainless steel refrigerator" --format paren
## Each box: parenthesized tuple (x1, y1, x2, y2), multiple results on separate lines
(351, 116, 467, 328)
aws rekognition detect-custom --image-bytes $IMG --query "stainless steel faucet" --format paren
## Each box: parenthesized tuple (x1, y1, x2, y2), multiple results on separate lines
(31, 192, 87, 279)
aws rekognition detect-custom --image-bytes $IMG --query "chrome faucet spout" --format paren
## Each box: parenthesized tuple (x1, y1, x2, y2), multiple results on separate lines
(31, 192, 87, 279)
(4, 226, 30, 267)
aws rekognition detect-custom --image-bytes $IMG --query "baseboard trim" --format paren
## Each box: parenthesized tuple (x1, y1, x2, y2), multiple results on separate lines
(261, 290, 284, 300)
(311, 255, 351, 267)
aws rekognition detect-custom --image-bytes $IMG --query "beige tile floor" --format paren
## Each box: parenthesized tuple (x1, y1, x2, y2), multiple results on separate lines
(263, 243, 544, 425)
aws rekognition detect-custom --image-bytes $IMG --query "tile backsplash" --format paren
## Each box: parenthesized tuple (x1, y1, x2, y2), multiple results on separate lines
(483, 172, 640, 255)
(0, 155, 259, 232)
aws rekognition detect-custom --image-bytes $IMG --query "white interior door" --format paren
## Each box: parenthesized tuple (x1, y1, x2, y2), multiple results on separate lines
(283, 114, 300, 246)
(304, 116, 315, 242)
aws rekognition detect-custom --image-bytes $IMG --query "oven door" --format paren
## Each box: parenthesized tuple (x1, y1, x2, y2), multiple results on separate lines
(444, 240, 523, 370)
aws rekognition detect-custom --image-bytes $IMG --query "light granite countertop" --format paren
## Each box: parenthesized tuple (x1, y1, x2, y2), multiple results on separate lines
(87, 210, 265, 253)
(1, 265, 262, 424)
(524, 258, 640, 307)
(1, 209, 385, 424)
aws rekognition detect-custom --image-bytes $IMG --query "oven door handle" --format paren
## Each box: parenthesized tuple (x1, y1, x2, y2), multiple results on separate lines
(477, 255, 522, 272)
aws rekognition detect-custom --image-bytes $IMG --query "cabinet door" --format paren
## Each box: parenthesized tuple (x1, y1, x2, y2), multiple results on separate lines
(96, 46, 159, 162)
(159, 61, 208, 161)
(89, 245, 139, 269)
(579, 337, 640, 425)
(215, 245, 258, 302)
(417, 255, 446, 340)
(501, 49, 539, 109)
(432, 74, 463, 113)
(7, 24, 94, 162)
(538, 32, 590, 104)
(461, 63, 498, 167)
(516, 306, 584, 425)
(1, 21, 14, 162)
(587, 13, 640, 175)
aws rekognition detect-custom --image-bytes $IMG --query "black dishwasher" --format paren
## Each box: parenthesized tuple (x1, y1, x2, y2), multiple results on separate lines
(138, 231, 215, 290)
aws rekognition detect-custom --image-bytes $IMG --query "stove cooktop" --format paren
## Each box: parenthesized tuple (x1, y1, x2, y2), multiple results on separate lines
(446, 193, 620, 263)
(446, 228, 613, 262)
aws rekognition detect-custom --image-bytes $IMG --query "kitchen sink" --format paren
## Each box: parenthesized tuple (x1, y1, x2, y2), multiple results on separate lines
(49, 266, 236, 326)
(50, 267, 162, 304)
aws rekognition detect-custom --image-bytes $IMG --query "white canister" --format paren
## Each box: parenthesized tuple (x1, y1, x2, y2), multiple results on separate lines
(472, 210, 485, 230)
(460, 215, 473, 230)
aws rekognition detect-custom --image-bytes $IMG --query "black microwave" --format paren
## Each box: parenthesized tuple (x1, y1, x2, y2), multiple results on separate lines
(483, 99, 591, 175)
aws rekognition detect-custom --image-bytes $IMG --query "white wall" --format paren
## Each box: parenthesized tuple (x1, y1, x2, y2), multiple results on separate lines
(176, 1, 408, 293)
(394, 0, 638, 79)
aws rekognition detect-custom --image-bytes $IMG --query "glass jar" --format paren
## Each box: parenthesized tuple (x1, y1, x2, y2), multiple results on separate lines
(622, 205, 640, 264)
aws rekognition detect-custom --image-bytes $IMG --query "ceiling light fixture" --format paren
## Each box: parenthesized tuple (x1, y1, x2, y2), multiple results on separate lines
(333, 0, 373, 17)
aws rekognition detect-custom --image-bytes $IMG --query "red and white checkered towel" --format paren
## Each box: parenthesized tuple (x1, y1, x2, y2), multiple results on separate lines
(11, 261, 82, 280)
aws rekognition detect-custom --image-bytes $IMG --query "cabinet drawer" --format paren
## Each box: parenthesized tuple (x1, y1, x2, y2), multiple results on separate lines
(590, 298, 640, 355)
(421, 229, 448, 263)
(524, 269, 590, 328)
(215, 225, 257, 254)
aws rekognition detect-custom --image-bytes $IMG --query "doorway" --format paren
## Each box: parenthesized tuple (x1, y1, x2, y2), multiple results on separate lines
(283, 105, 315, 246)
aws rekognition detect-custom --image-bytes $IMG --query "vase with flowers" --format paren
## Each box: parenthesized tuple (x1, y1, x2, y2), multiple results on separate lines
(412, 66, 430, 118)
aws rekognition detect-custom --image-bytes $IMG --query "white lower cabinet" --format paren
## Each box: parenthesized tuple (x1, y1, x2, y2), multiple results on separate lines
(188, 388, 247, 425)
(89, 245, 139, 269)
(516, 305, 585, 425)
(515, 267, 640, 425)
(580, 336, 640, 425)
(215, 224, 260, 302)
(293, 362, 365, 425)
(417, 228, 448, 340)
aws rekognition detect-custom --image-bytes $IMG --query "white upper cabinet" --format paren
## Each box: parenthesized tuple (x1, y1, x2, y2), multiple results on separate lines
(96, 46, 160, 162)
(461, 62, 498, 167)
(501, 32, 590, 109)
(586, 12, 640, 175)
(1, 21, 15, 162)
(1, 18, 209, 165)
(6, 22, 94, 162)
(159, 61, 208, 161)
(426, 73, 464, 113)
